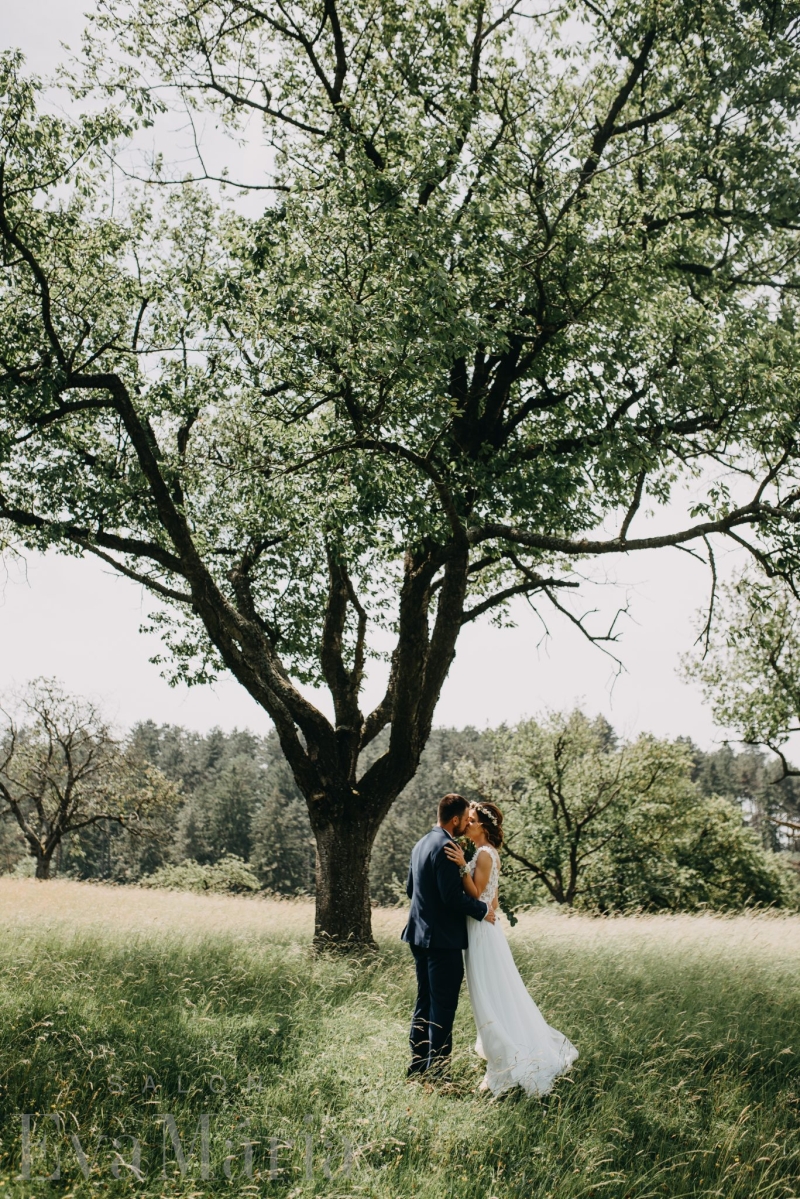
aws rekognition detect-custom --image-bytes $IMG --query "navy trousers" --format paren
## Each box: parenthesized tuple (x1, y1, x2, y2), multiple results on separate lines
(408, 944, 464, 1076)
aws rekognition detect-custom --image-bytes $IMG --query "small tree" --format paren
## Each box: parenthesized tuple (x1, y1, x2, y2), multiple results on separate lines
(140, 852, 261, 894)
(0, 679, 180, 879)
(461, 710, 799, 912)
(580, 787, 799, 913)
(458, 711, 683, 905)
(662, 795, 799, 912)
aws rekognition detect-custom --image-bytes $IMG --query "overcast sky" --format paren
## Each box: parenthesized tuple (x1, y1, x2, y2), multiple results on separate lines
(1, 2, 743, 746)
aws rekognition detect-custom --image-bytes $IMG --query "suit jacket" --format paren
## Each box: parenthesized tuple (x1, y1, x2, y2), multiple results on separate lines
(401, 825, 488, 949)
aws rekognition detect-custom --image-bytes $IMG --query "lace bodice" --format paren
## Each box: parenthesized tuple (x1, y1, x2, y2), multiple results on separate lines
(468, 844, 500, 906)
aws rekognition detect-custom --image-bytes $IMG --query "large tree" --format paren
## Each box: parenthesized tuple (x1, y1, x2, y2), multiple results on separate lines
(2, 1, 800, 945)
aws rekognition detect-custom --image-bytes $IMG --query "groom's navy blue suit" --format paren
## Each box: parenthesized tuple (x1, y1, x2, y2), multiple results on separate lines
(402, 825, 488, 1075)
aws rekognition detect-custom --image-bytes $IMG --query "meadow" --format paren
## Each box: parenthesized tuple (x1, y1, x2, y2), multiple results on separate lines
(0, 878, 797, 1199)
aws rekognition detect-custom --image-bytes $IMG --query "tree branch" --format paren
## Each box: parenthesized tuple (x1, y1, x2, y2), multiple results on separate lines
(694, 535, 717, 660)
(0, 163, 68, 371)
(80, 543, 193, 604)
(556, 27, 657, 224)
(619, 469, 646, 541)
(461, 574, 579, 625)
(542, 585, 629, 670)
(471, 493, 797, 558)
(0, 495, 187, 576)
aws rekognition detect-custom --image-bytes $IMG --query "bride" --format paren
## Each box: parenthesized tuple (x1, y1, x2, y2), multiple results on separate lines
(444, 802, 578, 1098)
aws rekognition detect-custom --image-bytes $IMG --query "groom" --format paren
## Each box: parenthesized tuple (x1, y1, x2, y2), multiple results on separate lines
(402, 793, 496, 1080)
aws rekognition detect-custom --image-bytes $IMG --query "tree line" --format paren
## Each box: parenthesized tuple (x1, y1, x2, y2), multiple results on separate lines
(2, 682, 797, 913)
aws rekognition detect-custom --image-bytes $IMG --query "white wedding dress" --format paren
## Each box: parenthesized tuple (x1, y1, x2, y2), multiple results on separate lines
(464, 845, 579, 1097)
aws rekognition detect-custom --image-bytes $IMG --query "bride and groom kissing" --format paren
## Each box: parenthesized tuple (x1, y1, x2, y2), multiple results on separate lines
(402, 793, 578, 1097)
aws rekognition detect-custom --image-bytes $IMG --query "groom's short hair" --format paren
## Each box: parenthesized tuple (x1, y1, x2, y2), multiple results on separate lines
(438, 793, 469, 825)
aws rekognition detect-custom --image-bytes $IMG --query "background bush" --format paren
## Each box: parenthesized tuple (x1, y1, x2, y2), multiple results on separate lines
(138, 852, 261, 895)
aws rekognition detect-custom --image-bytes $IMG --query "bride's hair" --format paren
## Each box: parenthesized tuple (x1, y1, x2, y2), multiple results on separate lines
(472, 801, 504, 849)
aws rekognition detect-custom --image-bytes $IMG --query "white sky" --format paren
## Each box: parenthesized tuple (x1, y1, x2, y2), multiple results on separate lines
(0, 2, 744, 747)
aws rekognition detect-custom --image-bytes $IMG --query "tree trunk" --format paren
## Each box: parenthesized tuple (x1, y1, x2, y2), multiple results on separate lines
(312, 816, 378, 950)
(35, 852, 53, 880)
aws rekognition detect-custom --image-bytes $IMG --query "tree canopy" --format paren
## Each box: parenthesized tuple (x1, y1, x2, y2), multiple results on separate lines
(3, 0, 800, 942)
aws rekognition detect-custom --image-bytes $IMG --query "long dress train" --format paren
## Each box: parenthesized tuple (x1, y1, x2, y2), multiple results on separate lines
(463, 844, 578, 1097)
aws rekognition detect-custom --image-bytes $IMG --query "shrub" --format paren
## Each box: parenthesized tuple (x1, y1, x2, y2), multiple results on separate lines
(139, 853, 261, 894)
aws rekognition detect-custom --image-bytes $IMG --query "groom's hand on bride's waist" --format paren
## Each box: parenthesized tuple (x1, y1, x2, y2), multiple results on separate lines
(484, 907, 497, 923)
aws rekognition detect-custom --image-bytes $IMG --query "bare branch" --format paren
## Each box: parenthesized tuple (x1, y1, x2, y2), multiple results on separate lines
(471, 491, 797, 558)
(694, 535, 717, 660)
(769, 814, 800, 829)
(543, 585, 630, 671)
(461, 574, 578, 624)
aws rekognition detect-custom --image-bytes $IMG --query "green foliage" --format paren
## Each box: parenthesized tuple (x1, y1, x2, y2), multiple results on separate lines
(460, 709, 800, 914)
(0, 809, 26, 874)
(0, 894, 799, 1196)
(73, 722, 494, 900)
(5, 2, 800, 940)
(689, 739, 800, 854)
(174, 754, 263, 864)
(139, 851, 261, 893)
(2, 0, 800, 731)
(27, 713, 800, 915)
(249, 747, 316, 894)
(584, 792, 800, 914)
(687, 573, 800, 777)
(58, 723, 269, 883)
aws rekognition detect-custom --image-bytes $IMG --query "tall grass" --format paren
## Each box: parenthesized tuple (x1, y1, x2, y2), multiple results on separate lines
(0, 879, 798, 1198)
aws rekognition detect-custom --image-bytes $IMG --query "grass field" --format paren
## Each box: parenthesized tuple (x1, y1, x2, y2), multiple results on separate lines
(0, 878, 798, 1198)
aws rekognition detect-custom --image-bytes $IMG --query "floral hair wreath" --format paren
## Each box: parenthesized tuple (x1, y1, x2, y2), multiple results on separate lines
(472, 802, 499, 827)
